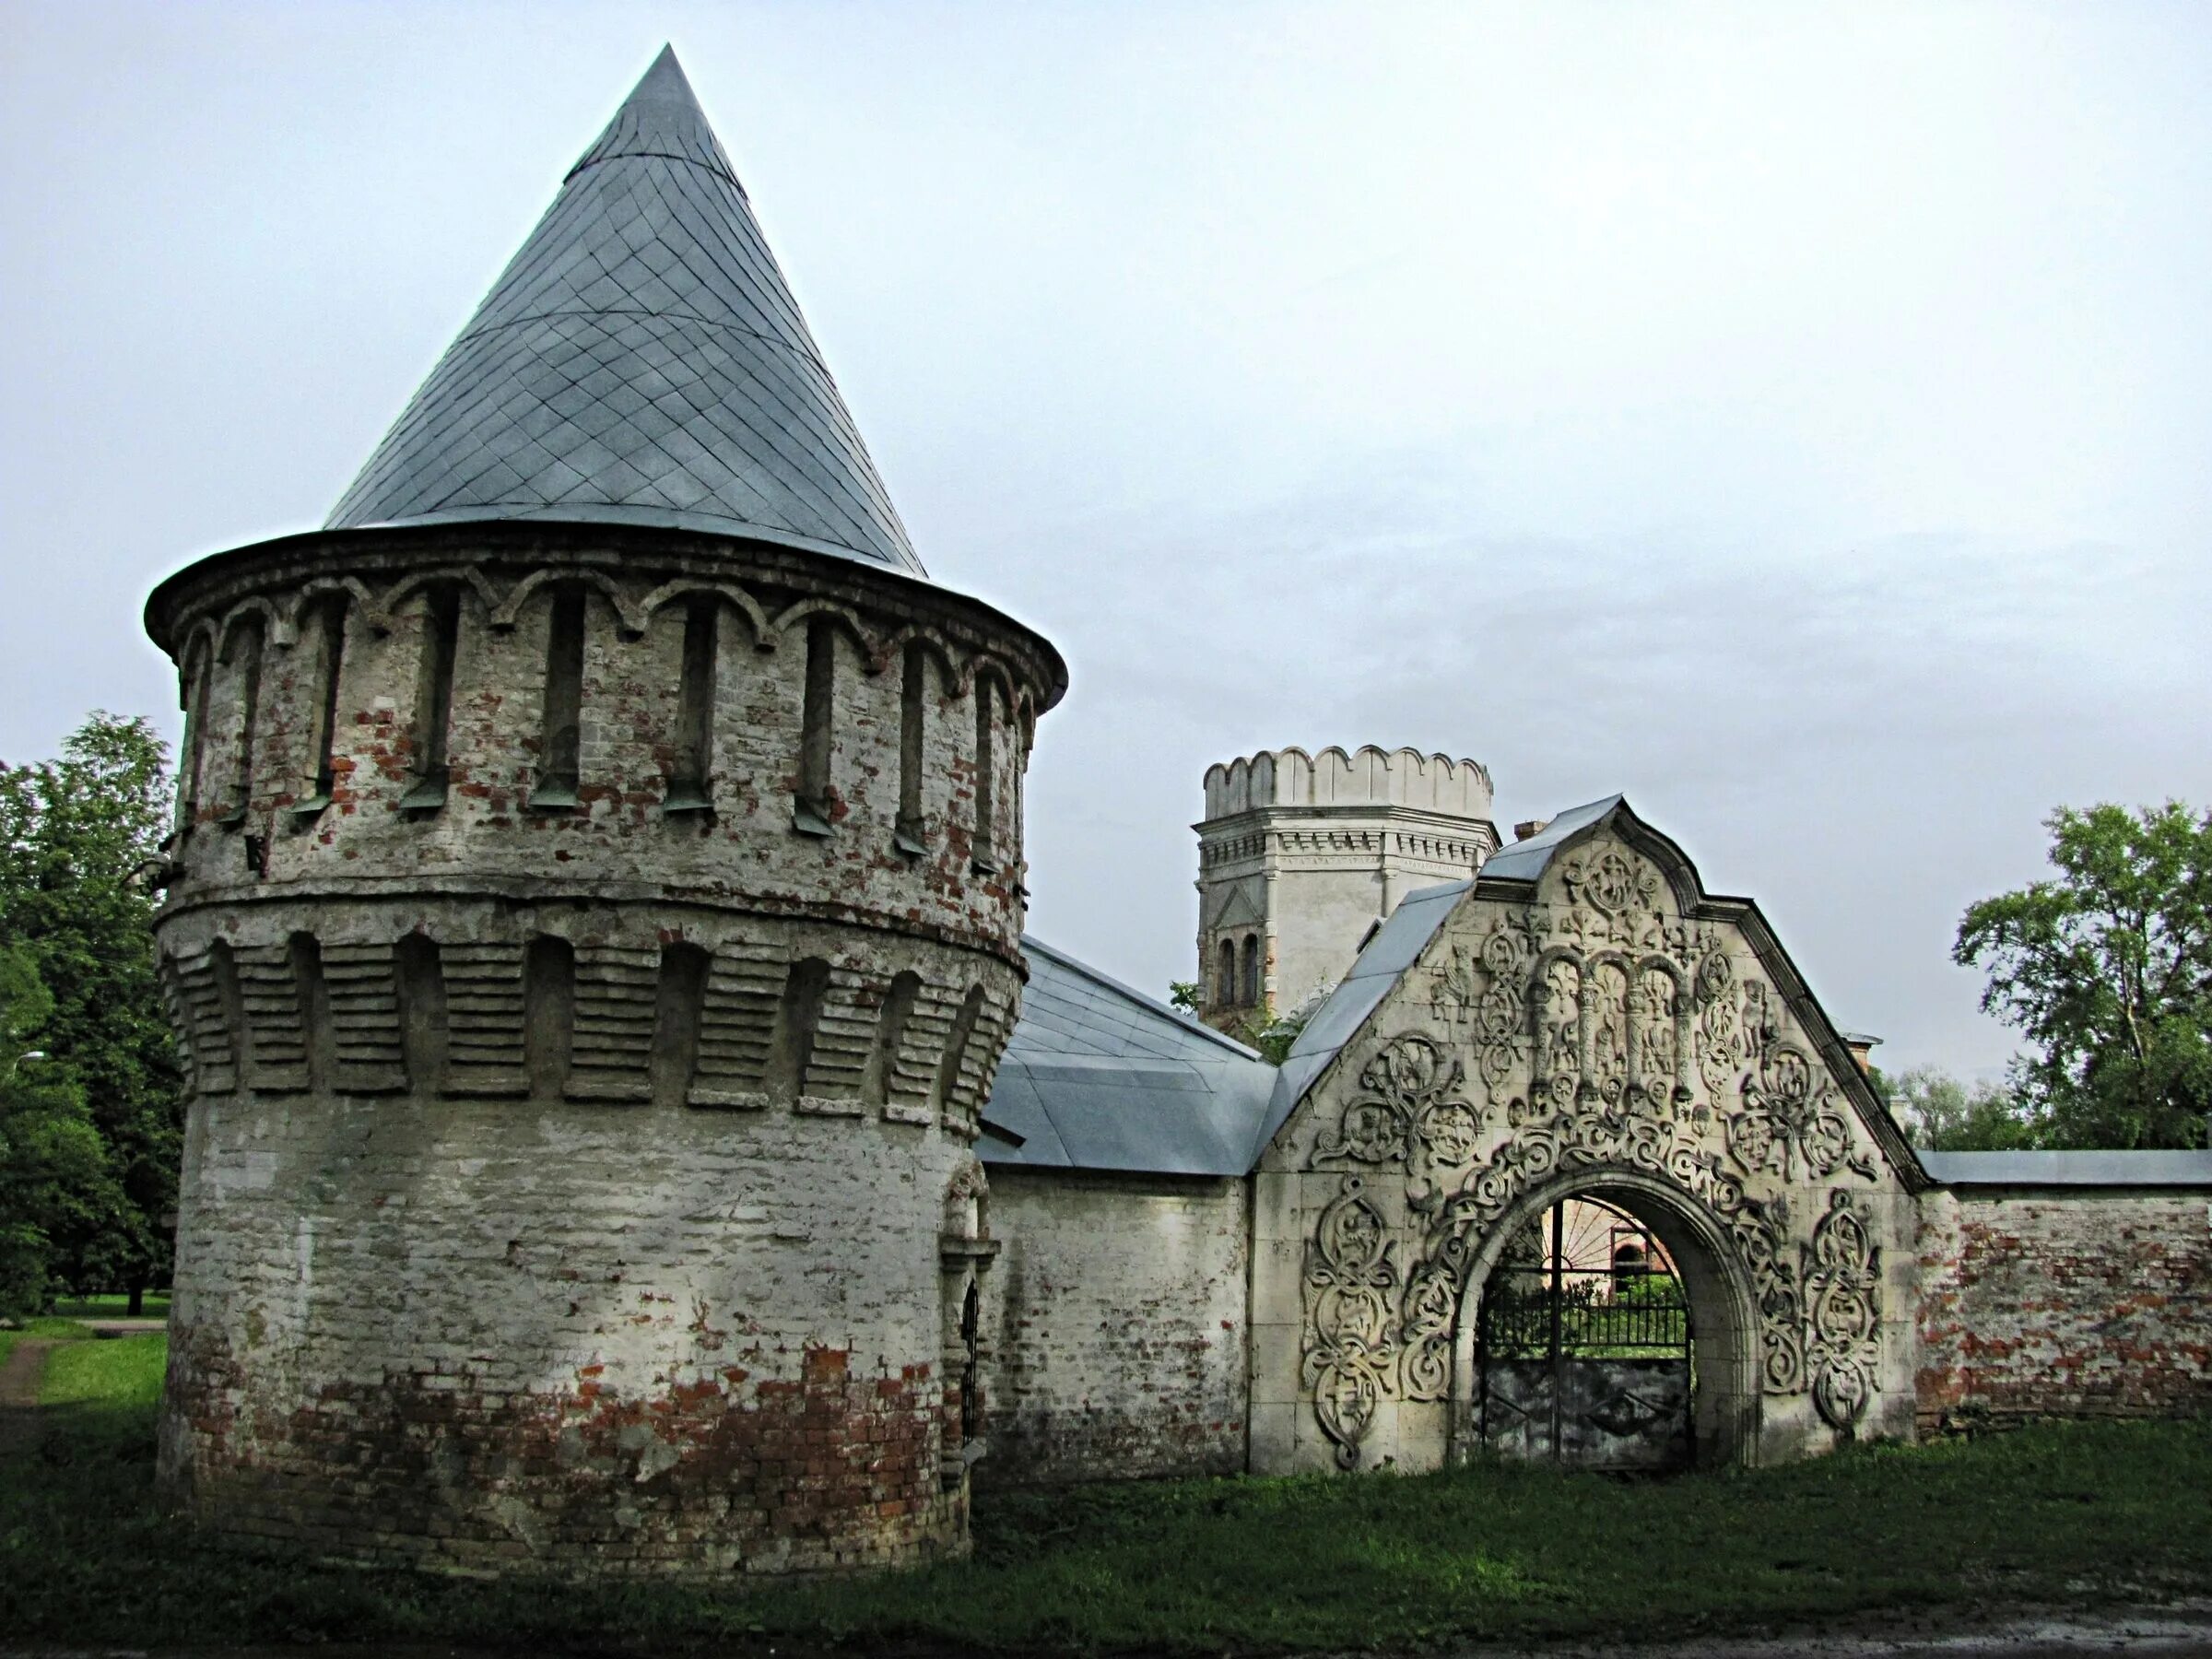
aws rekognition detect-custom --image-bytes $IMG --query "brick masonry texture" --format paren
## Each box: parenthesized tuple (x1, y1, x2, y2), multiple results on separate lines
(147, 521, 1060, 1574)
(978, 1171, 1250, 1486)
(1915, 1188, 2212, 1431)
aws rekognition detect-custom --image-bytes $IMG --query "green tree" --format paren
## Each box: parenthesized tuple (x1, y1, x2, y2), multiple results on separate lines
(0, 713, 182, 1308)
(1955, 801, 2212, 1150)
(0, 945, 105, 1322)
(1877, 1063, 2036, 1151)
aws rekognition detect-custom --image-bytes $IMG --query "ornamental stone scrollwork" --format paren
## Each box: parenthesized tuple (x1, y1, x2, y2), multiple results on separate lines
(1728, 1043, 1881, 1185)
(1312, 1034, 1481, 1175)
(1300, 1177, 1397, 1468)
(1805, 1190, 1881, 1433)
(1562, 847, 1659, 921)
(1294, 866, 1898, 1466)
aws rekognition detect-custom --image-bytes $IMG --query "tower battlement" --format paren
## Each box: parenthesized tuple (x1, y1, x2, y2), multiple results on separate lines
(1202, 745, 1493, 820)
(1194, 745, 1500, 1024)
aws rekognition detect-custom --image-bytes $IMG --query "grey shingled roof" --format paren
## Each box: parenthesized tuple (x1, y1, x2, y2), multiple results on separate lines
(327, 47, 925, 576)
(1920, 1150, 2212, 1187)
(980, 938, 1277, 1177)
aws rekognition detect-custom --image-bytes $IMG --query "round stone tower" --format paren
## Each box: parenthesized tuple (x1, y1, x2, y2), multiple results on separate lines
(145, 49, 1062, 1577)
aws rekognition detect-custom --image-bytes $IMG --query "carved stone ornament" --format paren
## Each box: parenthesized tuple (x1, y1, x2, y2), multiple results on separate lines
(1805, 1190, 1882, 1434)
(1729, 1044, 1882, 1185)
(1296, 884, 1891, 1465)
(1300, 1176, 1396, 1469)
(1312, 1034, 1480, 1174)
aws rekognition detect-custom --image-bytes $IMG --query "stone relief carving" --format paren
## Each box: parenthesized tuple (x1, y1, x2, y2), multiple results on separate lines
(1805, 1189, 1881, 1434)
(1299, 875, 1890, 1465)
(1301, 1176, 1397, 1468)
(1729, 1043, 1882, 1185)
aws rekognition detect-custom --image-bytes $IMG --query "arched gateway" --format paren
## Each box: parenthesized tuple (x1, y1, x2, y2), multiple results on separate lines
(1247, 797, 1922, 1476)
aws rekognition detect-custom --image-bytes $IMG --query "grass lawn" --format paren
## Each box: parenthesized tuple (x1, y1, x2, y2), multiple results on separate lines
(2, 1334, 2207, 1654)
(0, 1315, 98, 1373)
(48, 1292, 171, 1320)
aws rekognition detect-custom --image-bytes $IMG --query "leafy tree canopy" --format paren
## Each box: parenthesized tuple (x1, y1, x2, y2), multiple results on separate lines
(0, 943, 104, 1321)
(1955, 801, 2212, 1150)
(1873, 1064, 2036, 1152)
(0, 712, 182, 1299)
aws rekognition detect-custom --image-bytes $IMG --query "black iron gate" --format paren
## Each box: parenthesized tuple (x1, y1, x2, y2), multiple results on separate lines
(1477, 1197, 1693, 1471)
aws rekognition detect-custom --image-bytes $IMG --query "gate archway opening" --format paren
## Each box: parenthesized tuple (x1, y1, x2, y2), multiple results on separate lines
(1450, 1169, 1762, 1472)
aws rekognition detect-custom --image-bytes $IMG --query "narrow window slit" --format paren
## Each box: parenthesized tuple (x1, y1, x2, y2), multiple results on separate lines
(401, 585, 460, 813)
(208, 941, 250, 1088)
(793, 619, 835, 836)
(665, 597, 717, 814)
(289, 934, 335, 1092)
(293, 596, 347, 818)
(971, 677, 996, 872)
(530, 585, 585, 811)
(931, 984, 988, 1115)
(895, 643, 927, 854)
(651, 942, 711, 1106)
(178, 645, 212, 835)
(394, 934, 448, 1096)
(864, 971, 923, 1108)
(221, 617, 266, 825)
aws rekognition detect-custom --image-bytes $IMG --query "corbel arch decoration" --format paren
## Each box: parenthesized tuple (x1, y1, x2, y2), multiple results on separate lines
(959, 653, 1021, 712)
(378, 565, 500, 629)
(216, 599, 284, 663)
(633, 577, 775, 651)
(767, 595, 881, 669)
(488, 567, 647, 639)
(287, 575, 386, 641)
(872, 622, 961, 687)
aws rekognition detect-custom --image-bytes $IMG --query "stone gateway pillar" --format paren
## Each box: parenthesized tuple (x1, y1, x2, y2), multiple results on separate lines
(146, 49, 1062, 1576)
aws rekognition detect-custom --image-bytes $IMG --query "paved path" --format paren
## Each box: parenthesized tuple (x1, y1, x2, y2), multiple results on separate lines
(0, 1336, 54, 1460)
(6, 1610, 2212, 1658)
(1445, 1604, 2212, 1658)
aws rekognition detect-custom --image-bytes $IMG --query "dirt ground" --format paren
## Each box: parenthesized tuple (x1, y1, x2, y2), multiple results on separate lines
(6, 1604, 2212, 1659)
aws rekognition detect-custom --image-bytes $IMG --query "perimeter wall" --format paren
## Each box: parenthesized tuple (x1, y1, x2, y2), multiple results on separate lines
(1914, 1186, 2212, 1431)
(977, 1168, 1249, 1485)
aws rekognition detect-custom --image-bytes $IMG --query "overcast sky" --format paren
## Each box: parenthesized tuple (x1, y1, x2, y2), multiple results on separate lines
(5, 1, 2209, 1079)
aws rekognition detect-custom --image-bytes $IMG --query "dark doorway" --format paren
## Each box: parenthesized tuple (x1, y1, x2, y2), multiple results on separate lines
(1476, 1194, 1693, 1471)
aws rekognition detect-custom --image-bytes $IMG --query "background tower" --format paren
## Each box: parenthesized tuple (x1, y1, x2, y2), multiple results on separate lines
(1194, 747, 1497, 1027)
(146, 50, 1061, 1576)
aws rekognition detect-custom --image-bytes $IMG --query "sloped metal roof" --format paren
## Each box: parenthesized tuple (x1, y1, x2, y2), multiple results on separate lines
(980, 937, 1277, 1177)
(1476, 794, 1623, 885)
(1919, 1149, 2212, 1187)
(1250, 878, 1473, 1165)
(327, 47, 925, 576)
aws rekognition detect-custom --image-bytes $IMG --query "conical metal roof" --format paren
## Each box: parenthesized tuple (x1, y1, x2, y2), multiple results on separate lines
(327, 47, 926, 577)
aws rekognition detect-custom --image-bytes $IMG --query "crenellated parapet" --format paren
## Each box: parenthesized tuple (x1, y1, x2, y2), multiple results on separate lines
(1194, 745, 1500, 1026)
(1202, 746, 1494, 821)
